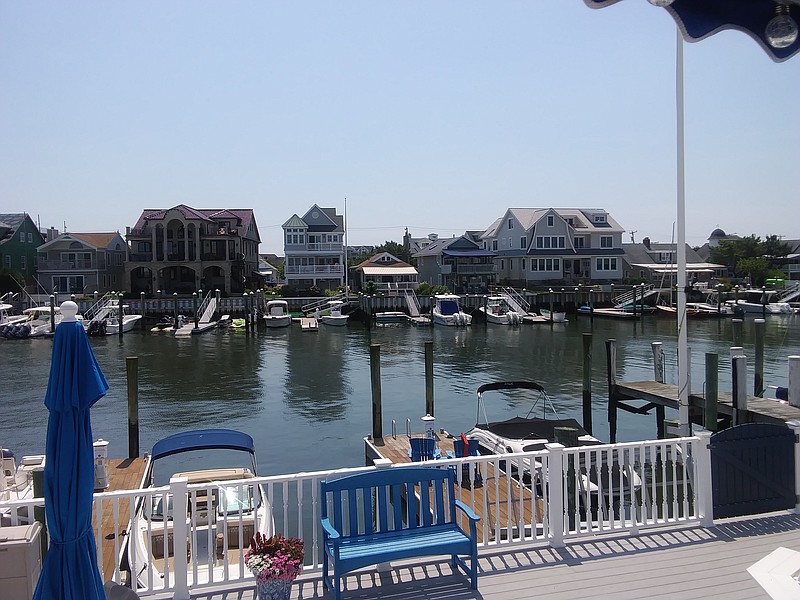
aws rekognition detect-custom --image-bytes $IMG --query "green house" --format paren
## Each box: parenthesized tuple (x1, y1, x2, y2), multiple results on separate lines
(0, 213, 45, 291)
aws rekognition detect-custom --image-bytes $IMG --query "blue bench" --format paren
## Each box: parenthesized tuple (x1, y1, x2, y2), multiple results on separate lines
(320, 466, 480, 600)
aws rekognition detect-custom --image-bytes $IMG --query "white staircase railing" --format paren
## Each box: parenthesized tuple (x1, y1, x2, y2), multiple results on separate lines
(85, 292, 117, 323)
(501, 286, 529, 314)
(776, 282, 800, 303)
(199, 296, 217, 324)
(613, 284, 656, 309)
(301, 293, 346, 316)
(403, 290, 421, 317)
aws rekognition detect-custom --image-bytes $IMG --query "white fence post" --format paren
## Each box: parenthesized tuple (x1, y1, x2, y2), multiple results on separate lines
(693, 432, 715, 527)
(544, 443, 565, 548)
(789, 356, 800, 408)
(170, 476, 190, 600)
(373, 458, 393, 572)
(787, 420, 800, 513)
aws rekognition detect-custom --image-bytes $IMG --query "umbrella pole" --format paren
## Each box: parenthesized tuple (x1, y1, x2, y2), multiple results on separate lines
(675, 27, 690, 435)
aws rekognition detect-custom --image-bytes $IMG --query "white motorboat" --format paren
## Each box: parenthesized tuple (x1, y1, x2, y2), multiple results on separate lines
(479, 296, 522, 325)
(725, 289, 793, 315)
(539, 308, 567, 323)
(432, 294, 472, 326)
(128, 429, 275, 592)
(0, 303, 26, 327)
(317, 300, 349, 327)
(0, 306, 76, 339)
(1, 449, 45, 526)
(263, 299, 292, 328)
(86, 300, 142, 335)
(465, 381, 641, 497)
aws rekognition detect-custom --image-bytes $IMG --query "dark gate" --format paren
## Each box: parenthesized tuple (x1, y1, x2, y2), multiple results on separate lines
(710, 423, 796, 519)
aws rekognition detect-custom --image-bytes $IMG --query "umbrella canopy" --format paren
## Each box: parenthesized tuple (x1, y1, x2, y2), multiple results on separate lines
(585, 0, 800, 62)
(32, 301, 109, 600)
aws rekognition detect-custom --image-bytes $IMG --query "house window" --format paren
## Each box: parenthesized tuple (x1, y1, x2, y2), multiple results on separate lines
(596, 258, 618, 271)
(509, 259, 513, 270)
(547, 215, 554, 227)
(3, 255, 10, 268)
(600, 236, 613, 248)
(658, 252, 672, 263)
(507, 219, 513, 230)
(535, 236, 565, 249)
(52, 275, 85, 293)
(522, 259, 526, 270)
(594, 214, 607, 223)
(27, 232, 33, 243)
(520, 236, 527, 249)
(20, 256, 26, 271)
(532, 259, 561, 272)
(492, 240, 498, 251)
(574, 237, 585, 248)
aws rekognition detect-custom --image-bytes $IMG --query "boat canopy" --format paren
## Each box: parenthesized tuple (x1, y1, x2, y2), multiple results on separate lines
(151, 428, 256, 461)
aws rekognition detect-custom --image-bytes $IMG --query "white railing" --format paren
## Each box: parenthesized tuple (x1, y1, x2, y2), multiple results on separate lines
(0, 436, 711, 597)
(284, 265, 344, 275)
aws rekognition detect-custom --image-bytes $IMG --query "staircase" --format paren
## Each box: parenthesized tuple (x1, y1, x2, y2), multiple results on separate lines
(776, 282, 800, 303)
(198, 294, 217, 324)
(301, 293, 346, 316)
(613, 284, 656, 309)
(403, 290, 421, 318)
(85, 293, 117, 323)
(500, 287, 529, 314)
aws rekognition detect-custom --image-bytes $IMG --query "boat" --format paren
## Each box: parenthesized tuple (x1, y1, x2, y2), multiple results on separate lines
(479, 296, 522, 325)
(432, 294, 472, 326)
(0, 303, 26, 328)
(87, 300, 143, 335)
(375, 311, 407, 325)
(128, 429, 275, 592)
(263, 299, 292, 328)
(725, 289, 793, 315)
(1, 449, 45, 526)
(656, 303, 732, 318)
(317, 300, 349, 327)
(465, 381, 641, 497)
(150, 314, 182, 332)
(0, 306, 78, 339)
(539, 308, 567, 323)
(576, 306, 635, 319)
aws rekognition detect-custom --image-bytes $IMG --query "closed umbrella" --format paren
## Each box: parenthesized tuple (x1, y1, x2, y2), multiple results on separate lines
(32, 301, 109, 600)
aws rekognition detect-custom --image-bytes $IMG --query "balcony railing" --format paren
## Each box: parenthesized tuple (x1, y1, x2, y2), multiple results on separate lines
(0, 436, 711, 599)
(38, 259, 96, 270)
(446, 263, 498, 274)
(285, 243, 343, 253)
(285, 265, 344, 275)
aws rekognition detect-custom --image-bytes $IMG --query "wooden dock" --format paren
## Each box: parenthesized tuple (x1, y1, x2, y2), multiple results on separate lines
(613, 380, 800, 427)
(409, 316, 431, 326)
(173, 321, 218, 337)
(98, 457, 151, 580)
(365, 433, 543, 543)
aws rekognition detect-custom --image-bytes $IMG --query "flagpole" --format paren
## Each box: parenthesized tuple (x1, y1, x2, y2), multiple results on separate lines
(676, 27, 690, 435)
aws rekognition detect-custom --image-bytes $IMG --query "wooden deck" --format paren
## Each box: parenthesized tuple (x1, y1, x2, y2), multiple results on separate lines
(615, 380, 800, 425)
(181, 511, 800, 600)
(98, 457, 151, 579)
(365, 434, 543, 544)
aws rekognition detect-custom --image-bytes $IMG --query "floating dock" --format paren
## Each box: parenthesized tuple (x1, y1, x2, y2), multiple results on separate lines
(300, 317, 318, 331)
(173, 321, 218, 337)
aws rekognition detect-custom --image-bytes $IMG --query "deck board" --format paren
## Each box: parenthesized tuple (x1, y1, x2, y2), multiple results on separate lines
(97, 457, 151, 581)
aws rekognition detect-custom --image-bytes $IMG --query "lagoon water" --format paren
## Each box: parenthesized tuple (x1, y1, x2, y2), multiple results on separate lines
(2, 314, 798, 477)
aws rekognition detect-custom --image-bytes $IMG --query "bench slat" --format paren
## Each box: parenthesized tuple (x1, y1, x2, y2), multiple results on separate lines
(377, 484, 389, 533)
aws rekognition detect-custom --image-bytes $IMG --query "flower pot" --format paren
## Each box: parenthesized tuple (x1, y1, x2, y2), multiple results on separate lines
(256, 578, 294, 600)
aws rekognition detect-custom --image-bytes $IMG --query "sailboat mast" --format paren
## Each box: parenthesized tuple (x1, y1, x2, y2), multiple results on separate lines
(344, 197, 348, 295)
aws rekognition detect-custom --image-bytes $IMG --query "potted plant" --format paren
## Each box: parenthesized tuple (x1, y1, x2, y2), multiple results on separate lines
(245, 532, 305, 600)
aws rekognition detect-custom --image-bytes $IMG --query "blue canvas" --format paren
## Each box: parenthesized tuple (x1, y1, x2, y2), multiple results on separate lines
(33, 320, 109, 600)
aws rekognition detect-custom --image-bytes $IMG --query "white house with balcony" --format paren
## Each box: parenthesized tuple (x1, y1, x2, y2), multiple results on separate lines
(480, 208, 625, 286)
(282, 205, 345, 291)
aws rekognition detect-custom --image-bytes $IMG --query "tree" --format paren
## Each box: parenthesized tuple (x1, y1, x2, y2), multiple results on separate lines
(736, 257, 770, 287)
(709, 234, 792, 281)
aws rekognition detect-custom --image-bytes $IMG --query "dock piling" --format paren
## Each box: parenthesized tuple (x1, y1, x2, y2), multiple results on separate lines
(605, 339, 617, 443)
(49, 295, 55, 334)
(370, 344, 383, 440)
(704, 353, 718, 431)
(424, 341, 434, 417)
(127, 356, 139, 459)
(732, 353, 747, 425)
(732, 318, 743, 348)
(582, 333, 592, 435)
(754, 318, 765, 397)
(789, 355, 800, 408)
(117, 292, 124, 339)
(651, 342, 664, 383)
(140, 291, 146, 330)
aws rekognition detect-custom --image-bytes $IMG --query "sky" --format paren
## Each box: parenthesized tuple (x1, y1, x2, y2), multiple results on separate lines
(1, 2, 798, 255)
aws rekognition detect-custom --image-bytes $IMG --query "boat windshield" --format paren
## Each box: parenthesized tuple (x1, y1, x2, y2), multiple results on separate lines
(439, 300, 459, 316)
(217, 484, 256, 516)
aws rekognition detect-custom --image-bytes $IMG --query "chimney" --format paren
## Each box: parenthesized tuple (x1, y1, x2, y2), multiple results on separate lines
(643, 237, 651, 250)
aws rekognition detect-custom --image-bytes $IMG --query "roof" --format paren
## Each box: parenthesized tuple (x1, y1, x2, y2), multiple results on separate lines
(0, 213, 36, 245)
(622, 243, 706, 266)
(354, 252, 412, 269)
(151, 429, 255, 461)
(361, 266, 418, 276)
(413, 235, 491, 258)
(131, 205, 260, 242)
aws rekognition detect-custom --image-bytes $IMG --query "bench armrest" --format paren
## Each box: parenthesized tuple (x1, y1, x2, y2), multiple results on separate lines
(320, 517, 341, 540)
(455, 500, 480, 523)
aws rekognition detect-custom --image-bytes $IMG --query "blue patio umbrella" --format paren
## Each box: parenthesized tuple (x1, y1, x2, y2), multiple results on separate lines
(585, 0, 800, 62)
(32, 301, 109, 600)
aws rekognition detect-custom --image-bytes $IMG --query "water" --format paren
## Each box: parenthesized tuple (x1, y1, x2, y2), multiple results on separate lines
(2, 315, 798, 477)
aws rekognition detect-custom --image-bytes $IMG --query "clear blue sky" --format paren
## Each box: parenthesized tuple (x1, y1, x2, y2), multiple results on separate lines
(2, 2, 798, 254)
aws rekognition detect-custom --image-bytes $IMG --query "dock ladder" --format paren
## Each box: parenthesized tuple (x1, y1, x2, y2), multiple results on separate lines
(500, 286, 530, 315)
(85, 292, 117, 324)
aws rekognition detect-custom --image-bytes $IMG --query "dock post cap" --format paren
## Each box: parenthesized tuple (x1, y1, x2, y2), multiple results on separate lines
(59, 300, 79, 322)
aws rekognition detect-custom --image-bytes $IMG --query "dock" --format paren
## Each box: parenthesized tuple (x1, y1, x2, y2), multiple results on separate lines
(365, 433, 543, 543)
(300, 317, 318, 331)
(97, 456, 151, 580)
(614, 380, 800, 426)
(173, 320, 218, 337)
(409, 316, 431, 326)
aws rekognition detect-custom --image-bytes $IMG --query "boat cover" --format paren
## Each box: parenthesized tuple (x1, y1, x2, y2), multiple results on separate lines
(151, 429, 255, 461)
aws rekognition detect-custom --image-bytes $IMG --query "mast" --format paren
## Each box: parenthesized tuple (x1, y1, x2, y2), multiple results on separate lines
(344, 198, 348, 295)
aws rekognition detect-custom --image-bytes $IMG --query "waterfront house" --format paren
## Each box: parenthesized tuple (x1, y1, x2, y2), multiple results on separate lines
(125, 205, 261, 295)
(282, 205, 345, 292)
(414, 235, 498, 293)
(479, 208, 626, 287)
(352, 252, 419, 292)
(36, 231, 127, 295)
(0, 213, 45, 291)
(621, 237, 724, 286)
(403, 229, 441, 256)
(257, 254, 283, 286)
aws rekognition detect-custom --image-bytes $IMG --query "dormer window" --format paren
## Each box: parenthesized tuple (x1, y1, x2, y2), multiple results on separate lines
(594, 215, 606, 224)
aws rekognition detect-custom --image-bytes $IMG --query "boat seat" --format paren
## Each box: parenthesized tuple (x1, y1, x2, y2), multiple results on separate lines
(150, 527, 190, 560)
(215, 520, 255, 557)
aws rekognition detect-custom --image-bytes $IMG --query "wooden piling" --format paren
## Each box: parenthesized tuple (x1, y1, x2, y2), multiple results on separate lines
(605, 339, 617, 443)
(789, 355, 800, 408)
(548, 289, 554, 322)
(732, 353, 747, 426)
(127, 356, 139, 459)
(424, 341, 434, 417)
(652, 341, 664, 383)
(754, 318, 765, 397)
(732, 318, 743, 348)
(49, 295, 55, 333)
(173, 293, 179, 327)
(193, 292, 199, 329)
(117, 293, 124, 339)
(370, 344, 383, 440)
(582, 333, 592, 435)
(704, 352, 718, 431)
(140, 291, 146, 330)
